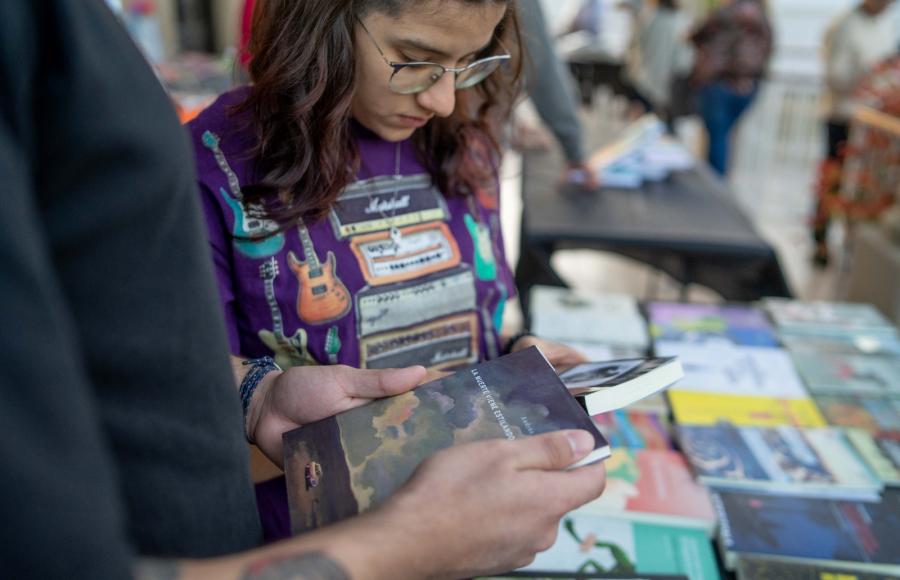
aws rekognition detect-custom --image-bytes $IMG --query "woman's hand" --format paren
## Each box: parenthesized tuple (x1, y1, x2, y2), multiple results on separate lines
(246, 364, 426, 467)
(510, 335, 591, 367)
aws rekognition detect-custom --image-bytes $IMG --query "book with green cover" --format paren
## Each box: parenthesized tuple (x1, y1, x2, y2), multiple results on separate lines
(845, 429, 900, 487)
(283, 347, 610, 534)
(791, 353, 900, 396)
(521, 513, 720, 580)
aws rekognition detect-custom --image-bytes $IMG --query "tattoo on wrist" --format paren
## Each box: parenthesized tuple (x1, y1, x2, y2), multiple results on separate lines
(134, 559, 182, 580)
(242, 552, 351, 580)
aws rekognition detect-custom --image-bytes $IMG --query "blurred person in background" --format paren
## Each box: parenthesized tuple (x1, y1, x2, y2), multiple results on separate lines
(812, 0, 897, 266)
(689, 0, 772, 175)
(622, 0, 695, 124)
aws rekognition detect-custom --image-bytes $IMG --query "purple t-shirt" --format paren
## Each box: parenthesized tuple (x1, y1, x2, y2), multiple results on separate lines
(188, 88, 514, 371)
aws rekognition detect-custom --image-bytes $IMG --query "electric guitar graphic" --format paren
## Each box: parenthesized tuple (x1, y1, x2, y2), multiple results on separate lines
(202, 130, 284, 259)
(325, 326, 341, 365)
(287, 220, 351, 325)
(256, 257, 316, 368)
(464, 213, 497, 281)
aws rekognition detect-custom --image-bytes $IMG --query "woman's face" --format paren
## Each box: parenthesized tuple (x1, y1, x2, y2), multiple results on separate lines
(351, 0, 507, 142)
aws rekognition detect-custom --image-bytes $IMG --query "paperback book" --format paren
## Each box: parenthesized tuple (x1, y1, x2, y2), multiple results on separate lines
(530, 286, 650, 350)
(592, 410, 674, 450)
(574, 448, 717, 534)
(845, 428, 900, 486)
(736, 554, 900, 580)
(677, 423, 881, 500)
(812, 393, 900, 432)
(647, 302, 779, 347)
(522, 513, 721, 580)
(712, 488, 900, 572)
(559, 358, 683, 416)
(791, 352, 900, 396)
(762, 299, 898, 340)
(779, 333, 900, 357)
(654, 343, 809, 400)
(668, 391, 827, 428)
(283, 347, 610, 533)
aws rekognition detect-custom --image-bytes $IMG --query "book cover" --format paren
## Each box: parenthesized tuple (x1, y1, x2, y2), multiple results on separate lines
(592, 410, 674, 450)
(654, 343, 808, 400)
(791, 353, 900, 397)
(559, 359, 683, 416)
(736, 554, 900, 580)
(668, 391, 827, 428)
(780, 334, 900, 357)
(522, 514, 721, 580)
(813, 393, 900, 432)
(575, 448, 717, 534)
(678, 423, 881, 499)
(647, 303, 779, 347)
(283, 347, 610, 534)
(712, 489, 900, 570)
(845, 429, 900, 486)
(478, 574, 689, 580)
(530, 286, 649, 349)
(763, 299, 898, 339)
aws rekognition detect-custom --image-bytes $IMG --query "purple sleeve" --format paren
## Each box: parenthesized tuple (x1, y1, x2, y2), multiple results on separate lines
(198, 182, 242, 355)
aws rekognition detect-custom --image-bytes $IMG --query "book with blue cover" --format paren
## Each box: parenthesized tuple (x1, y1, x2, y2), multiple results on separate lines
(712, 488, 900, 572)
(677, 423, 881, 500)
(648, 302, 779, 347)
(283, 347, 610, 534)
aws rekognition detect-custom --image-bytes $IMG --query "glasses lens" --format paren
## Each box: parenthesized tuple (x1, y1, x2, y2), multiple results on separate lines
(390, 64, 445, 94)
(456, 59, 503, 89)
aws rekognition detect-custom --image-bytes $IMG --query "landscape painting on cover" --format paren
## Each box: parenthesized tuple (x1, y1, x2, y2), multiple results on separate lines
(283, 347, 604, 534)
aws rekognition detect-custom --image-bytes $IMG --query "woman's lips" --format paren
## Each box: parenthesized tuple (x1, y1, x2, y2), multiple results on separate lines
(398, 115, 430, 128)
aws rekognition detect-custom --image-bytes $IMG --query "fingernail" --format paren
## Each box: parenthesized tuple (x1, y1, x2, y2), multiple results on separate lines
(567, 430, 595, 456)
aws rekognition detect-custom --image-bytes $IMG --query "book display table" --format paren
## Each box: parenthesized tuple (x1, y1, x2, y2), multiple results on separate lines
(515, 147, 792, 314)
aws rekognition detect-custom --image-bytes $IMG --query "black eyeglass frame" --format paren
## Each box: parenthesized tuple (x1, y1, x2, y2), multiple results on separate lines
(357, 18, 512, 95)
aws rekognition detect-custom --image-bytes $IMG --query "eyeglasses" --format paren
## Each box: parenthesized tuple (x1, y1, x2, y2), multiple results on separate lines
(358, 19, 511, 95)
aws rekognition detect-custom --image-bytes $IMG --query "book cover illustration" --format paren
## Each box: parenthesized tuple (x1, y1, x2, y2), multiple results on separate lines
(647, 302, 779, 347)
(575, 448, 716, 532)
(712, 489, 900, 568)
(654, 343, 808, 400)
(736, 554, 900, 580)
(283, 347, 609, 534)
(522, 513, 720, 580)
(763, 299, 897, 338)
(530, 286, 649, 349)
(845, 429, 900, 486)
(668, 391, 827, 428)
(592, 410, 674, 450)
(559, 359, 677, 396)
(813, 394, 900, 432)
(678, 423, 880, 498)
(792, 353, 900, 397)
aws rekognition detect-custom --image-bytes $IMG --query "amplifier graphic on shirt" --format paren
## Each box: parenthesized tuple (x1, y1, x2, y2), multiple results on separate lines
(360, 313, 479, 370)
(350, 222, 461, 285)
(355, 266, 477, 338)
(329, 173, 449, 239)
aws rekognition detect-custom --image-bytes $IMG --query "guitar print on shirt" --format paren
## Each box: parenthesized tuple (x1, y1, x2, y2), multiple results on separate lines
(287, 219, 352, 325)
(257, 257, 317, 368)
(202, 130, 284, 259)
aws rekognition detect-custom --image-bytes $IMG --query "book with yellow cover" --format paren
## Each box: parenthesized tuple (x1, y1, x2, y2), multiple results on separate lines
(668, 391, 827, 428)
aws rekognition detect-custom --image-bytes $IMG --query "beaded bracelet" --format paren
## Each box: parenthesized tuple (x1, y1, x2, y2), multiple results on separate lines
(240, 356, 281, 443)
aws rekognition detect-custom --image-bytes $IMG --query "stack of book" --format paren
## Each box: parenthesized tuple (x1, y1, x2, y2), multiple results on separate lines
(648, 302, 826, 428)
(586, 114, 695, 189)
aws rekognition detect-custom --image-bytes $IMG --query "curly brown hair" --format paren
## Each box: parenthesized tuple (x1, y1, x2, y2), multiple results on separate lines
(236, 0, 524, 227)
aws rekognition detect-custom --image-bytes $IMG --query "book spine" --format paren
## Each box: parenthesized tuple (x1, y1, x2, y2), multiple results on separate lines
(709, 492, 733, 548)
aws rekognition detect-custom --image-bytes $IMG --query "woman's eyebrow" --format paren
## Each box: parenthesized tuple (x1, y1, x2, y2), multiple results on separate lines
(396, 36, 493, 59)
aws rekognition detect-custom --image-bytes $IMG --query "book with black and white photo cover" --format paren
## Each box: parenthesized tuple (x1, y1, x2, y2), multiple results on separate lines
(283, 347, 610, 534)
(558, 358, 683, 416)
